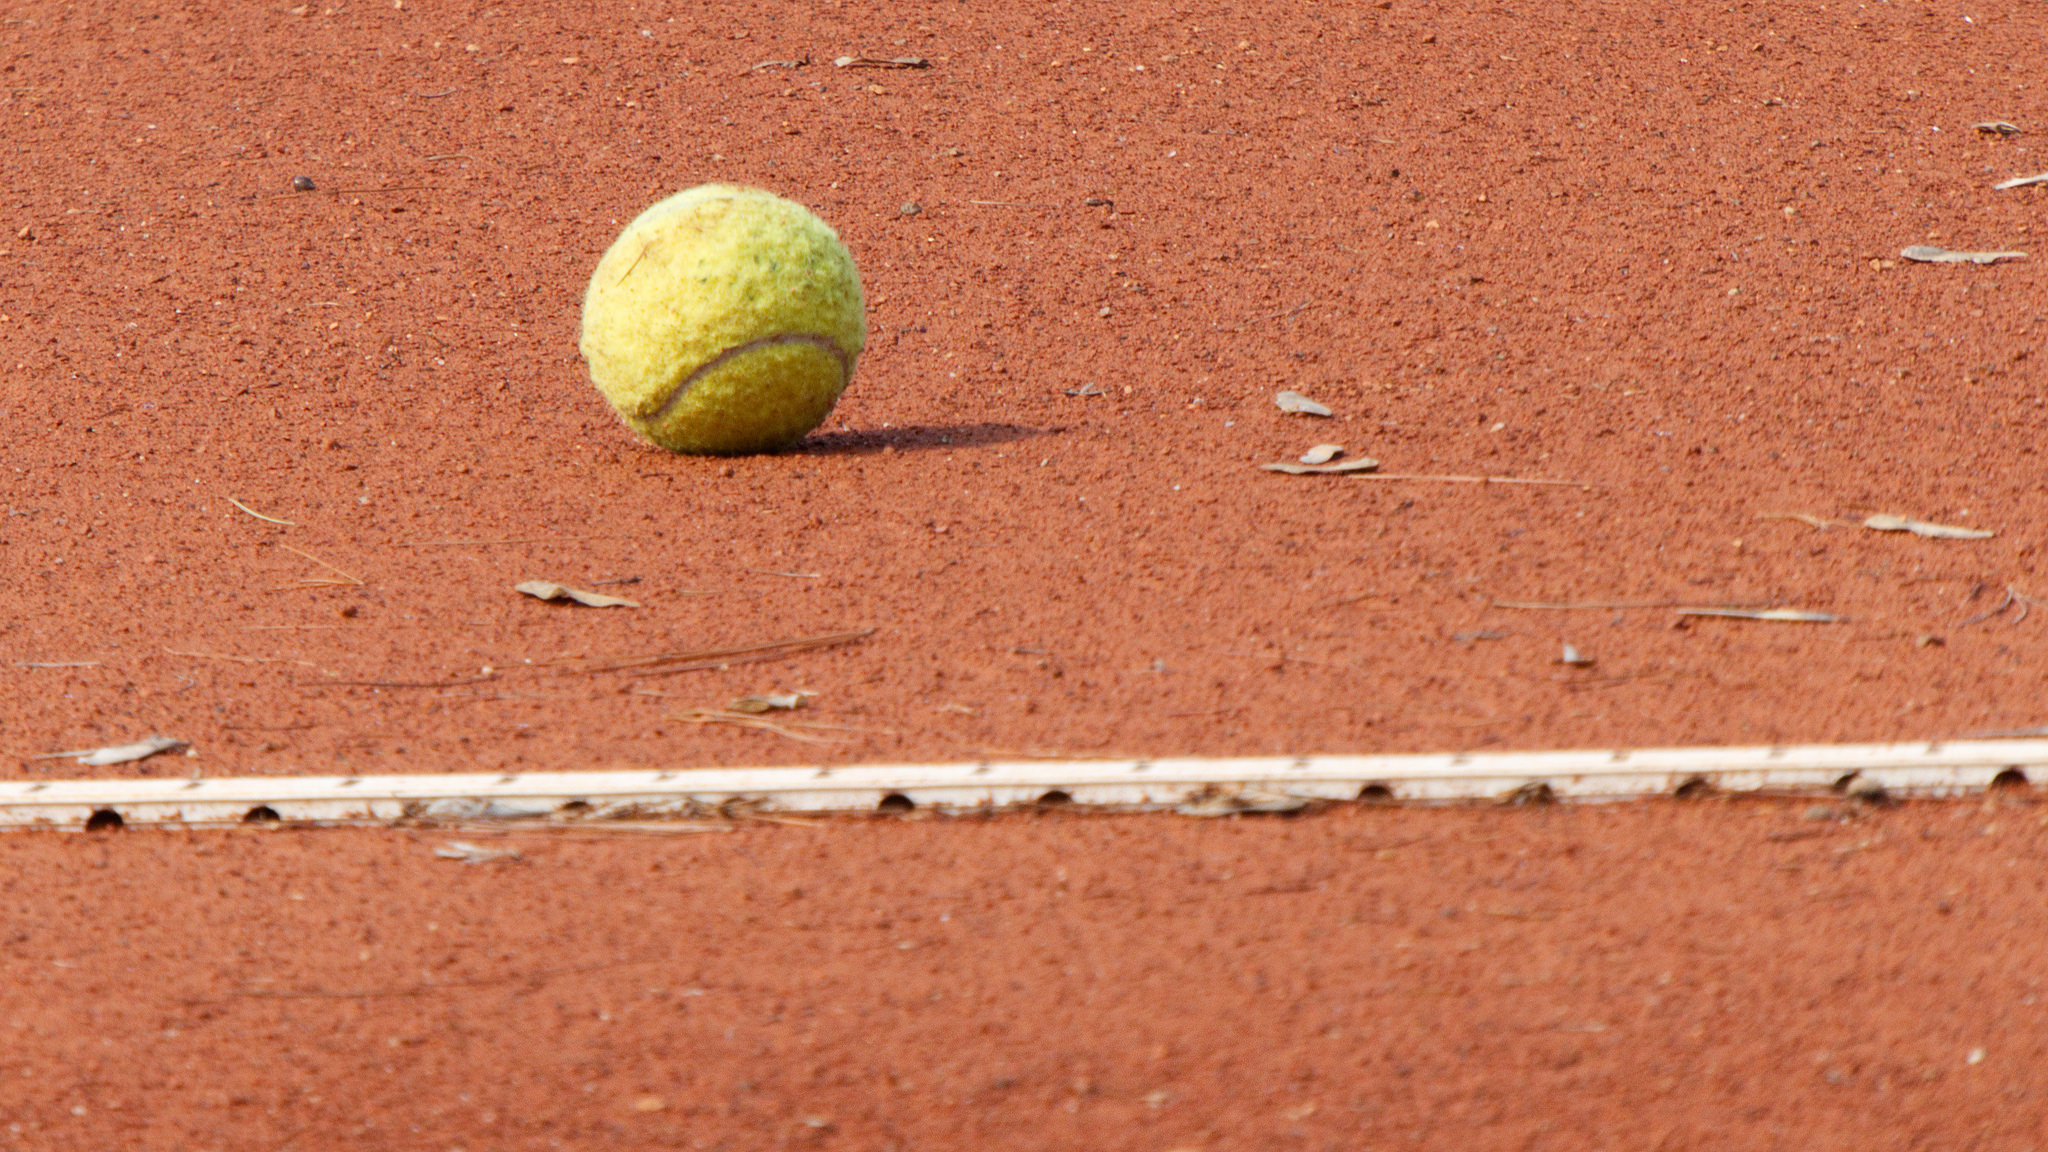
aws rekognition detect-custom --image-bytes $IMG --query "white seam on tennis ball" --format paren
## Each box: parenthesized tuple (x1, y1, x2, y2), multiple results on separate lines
(649, 333, 850, 423)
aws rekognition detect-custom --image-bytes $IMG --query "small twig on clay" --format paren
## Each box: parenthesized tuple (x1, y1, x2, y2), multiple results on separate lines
(1756, 512, 1837, 529)
(1349, 473, 1594, 487)
(397, 537, 597, 548)
(165, 648, 317, 667)
(1562, 674, 1634, 690)
(1492, 599, 1688, 611)
(298, 674, 499, 689)
(589, 628, 874, 676)
(280, 543, 363, 586)
(667, 709, 856, 743)
(226, 497, 295, 526)
(833, 54, 928, 69)
(310, 184, 436, 195)
(1674, 607, 1840, 623)
(1959, 585, 2018, 627)
(2003, 585, 2039, 626)
(31, 735, 188, 764)
(1318, 592, 1398, 610)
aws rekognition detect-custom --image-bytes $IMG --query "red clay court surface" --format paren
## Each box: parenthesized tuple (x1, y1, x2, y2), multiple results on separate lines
(2, 0, 2046, 1147)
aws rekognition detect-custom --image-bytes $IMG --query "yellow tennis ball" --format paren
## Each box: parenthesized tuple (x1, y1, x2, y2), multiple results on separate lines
(579, 184, 865, 455)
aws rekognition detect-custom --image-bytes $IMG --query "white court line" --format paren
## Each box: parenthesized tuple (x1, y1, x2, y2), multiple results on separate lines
(2, 739, 2044, 829)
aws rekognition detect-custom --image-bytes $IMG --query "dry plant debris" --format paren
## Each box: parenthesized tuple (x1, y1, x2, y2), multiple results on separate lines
(1676, 607, 1840, 623)
(280, 544, 363, 587)
(1452, 629, 1508, 643)
(1492, 600, 1682, 611)
(166, 648, 316, 669)
(398, 537, 596, 548)
(1861, 514, 1994, 540)
(514, 580, 642, 608)
(1960, 585, 2037, 628)
(32, 734, 188, 766)
(1298, 444, 1345, 465)
(1974, 121, 2023, 136)
(226, 497, 295, 526)
(590, 628, 874, 677)
(833, 54, 928, 68)
(1560, 643, 1594, 667)
(666, 709, 854, 743)
(1260, 457, 1380, 475)
(1757, 512, 1838, 529)
(1274, 390, 1334, 416)
(1900, 244, 2027, 264)
(1176, 787, 1312, 817)
(730, 692, 813, 713)
(1993, 172, 2048, 190)
(1350, 472, 1592, 487)
(432, 841, 521, 864)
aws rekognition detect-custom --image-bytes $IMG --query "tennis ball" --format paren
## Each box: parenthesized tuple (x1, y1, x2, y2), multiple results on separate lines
(579, 184, 865, 455)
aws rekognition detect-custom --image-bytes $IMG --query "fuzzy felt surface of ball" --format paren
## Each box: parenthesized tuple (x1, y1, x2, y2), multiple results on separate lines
(579, 184, 866, 455)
